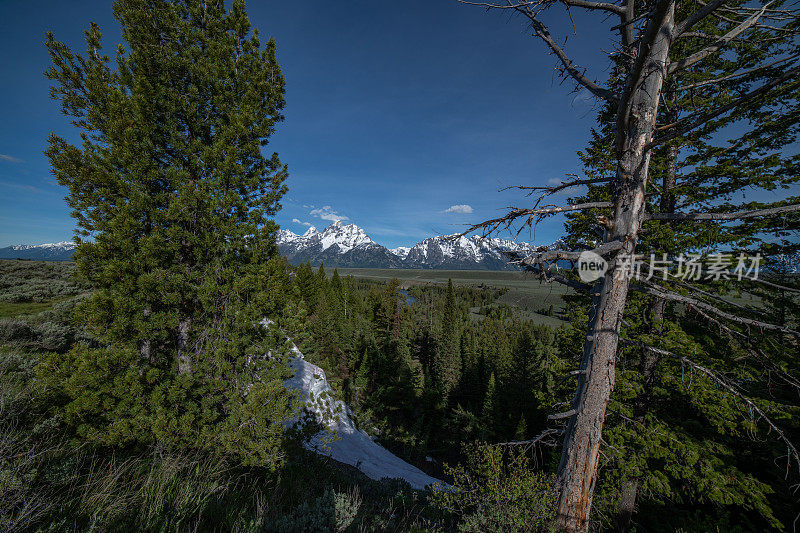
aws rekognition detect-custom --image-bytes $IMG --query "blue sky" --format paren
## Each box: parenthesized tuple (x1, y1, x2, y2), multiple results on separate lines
(0, 0, 616, 248)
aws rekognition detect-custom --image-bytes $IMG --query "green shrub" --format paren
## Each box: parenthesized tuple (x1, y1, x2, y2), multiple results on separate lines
(0, 260, 86, 304)
(269, 487, 362, 532)
(33, 322, 72, 352)
(430, 443, 558, 532)
(0, 319, 75, 353)
(0, 320, 34, 344)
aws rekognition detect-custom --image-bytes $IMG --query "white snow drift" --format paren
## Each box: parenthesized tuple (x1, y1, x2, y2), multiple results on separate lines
(282, 343, 441, 490)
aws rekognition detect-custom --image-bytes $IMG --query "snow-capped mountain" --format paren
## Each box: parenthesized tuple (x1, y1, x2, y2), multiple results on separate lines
(391, 246, 411, 260)
(278, 221, 545, 270)
(278, 221, 403, 268)
(403, 235, 538, 270)
(0, 241, 76, 261)
(279, 220, 374, 253)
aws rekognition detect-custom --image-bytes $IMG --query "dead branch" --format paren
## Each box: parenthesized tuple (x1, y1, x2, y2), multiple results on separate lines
(650, 273, 766, 315)
(620, 338, 800, 475)
(501, 176, 611, 208)
(549, 409, 578, 420)
(458, 0, 625, 15)
(632, 283, 800, 338)
(674, 0, 731, 37)
(515, 8, 619, 102)
(496, 428, 563, 447)
(559, 0, 626, 14)
(673, 52, 800, 91)
(505, 250, 594, 292)
(690, 304, 800, 392)
(511, 240, 624, 267)
(744, 276, 800, 294)
(677, 31, 749, 43)
(644, 203, 800, 221)
(459, 201, 613, 238)
(650, 64, 800, 147)
(669, 3, 772, 75)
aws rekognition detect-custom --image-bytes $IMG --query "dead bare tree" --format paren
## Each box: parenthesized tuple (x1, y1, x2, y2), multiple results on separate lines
(458, 0, 800, 530)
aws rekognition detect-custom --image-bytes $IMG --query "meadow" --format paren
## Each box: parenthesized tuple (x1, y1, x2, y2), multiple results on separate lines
(334, 268, 574, 327)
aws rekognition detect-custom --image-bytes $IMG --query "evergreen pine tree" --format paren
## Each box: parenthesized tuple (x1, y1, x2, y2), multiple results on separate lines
(42, 0, 297, 466)
(481, 372, 498, 440)
(556, 6, 800, 526)
(435, 279, 461, 401)
(514, 415, 527, 441)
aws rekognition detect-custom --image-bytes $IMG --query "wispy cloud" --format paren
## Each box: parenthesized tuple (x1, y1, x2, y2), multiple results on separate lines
(292, 218, 313, 227)
(443, 204, 473, 214)
(309, 205, 349, 222)
(368, 227, 418, 237)
(0, 180, 37, 193)
(0, 154, 23, 163)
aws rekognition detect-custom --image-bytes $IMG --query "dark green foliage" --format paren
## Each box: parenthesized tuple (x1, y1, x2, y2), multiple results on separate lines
(429, 443, 558, 532)
(8, 255, 790, 529)
(292, 266, 563, 481)
(42, 0, 297, 467)
(435, 279, 461, 400)
(2, 348, 487, 533)
(556, 3, 800, 525)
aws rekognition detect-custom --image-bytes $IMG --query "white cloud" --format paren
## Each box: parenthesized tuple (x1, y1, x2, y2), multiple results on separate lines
(444, 204, 474, 214)
(309, 205, 349, 222)
(0, 154, 23, 163)
(292, 218, 312, 227)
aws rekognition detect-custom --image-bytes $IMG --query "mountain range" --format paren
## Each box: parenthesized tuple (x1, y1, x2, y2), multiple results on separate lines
(277, 220, 542, 270)
(0, 224, 542, 270)
(9, 224, 795, 273)
(0, 241, 77, 261)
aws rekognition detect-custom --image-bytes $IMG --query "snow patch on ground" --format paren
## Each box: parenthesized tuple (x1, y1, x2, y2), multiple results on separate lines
(283, 343, 441, 490)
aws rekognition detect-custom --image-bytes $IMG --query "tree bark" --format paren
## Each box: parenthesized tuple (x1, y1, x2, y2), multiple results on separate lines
(177, 315, 192, 374)
(556, 4, 675, 531)
(618, 95, 678, 531)
(616, 480, 638, 530)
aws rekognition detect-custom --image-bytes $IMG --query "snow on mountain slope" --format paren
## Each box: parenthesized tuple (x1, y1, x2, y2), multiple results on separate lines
(301, 226, 319, 239)
(403, 234, 537, 270)
(280, 221, 372, 253)
(278, 222, 404, 268)
(277, 221, 549, 270)
(391, 246, 410, 259)
(0, 241, 76, 261)
(283, 342, 441, 490)
(8, 241, 74, 251)
(316, 220, 373, 252)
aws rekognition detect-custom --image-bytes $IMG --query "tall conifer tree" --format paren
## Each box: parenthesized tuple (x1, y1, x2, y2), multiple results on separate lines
(43, 0, 297, 466)
(436, 279, 461, 400)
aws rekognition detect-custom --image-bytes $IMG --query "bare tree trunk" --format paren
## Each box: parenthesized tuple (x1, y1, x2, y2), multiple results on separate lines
(556, 5, 675, 530)
(139, 307, 152, 362)
(178, 315, 192, 374)
(617, 97, 679, 531)
(616, 480, 638, 530)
